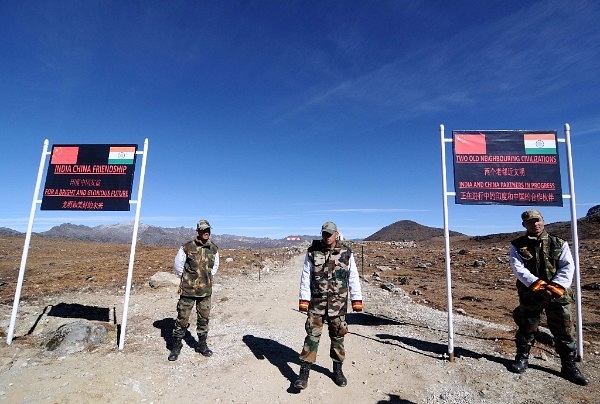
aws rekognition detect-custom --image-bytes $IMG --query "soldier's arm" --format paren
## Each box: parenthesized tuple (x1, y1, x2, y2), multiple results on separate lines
(348, 253, 363, 311)
(299, 252, 312, 302)
(174, 247, 186, 277)
(211, 251, 220, 276)
(551, 242, 574, 289)
(509, 244, 538, 287)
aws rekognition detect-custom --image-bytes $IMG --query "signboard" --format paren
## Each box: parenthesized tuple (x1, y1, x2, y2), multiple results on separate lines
(452, 130, 562, 206)
(41, 144, 137, 211)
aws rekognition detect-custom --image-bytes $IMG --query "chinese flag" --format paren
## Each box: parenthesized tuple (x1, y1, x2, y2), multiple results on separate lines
(454, 134, 487, 155)
(51, 146, 79, 164)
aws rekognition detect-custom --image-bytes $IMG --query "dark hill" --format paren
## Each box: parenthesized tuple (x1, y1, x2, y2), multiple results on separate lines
(364, 220, 465, 242)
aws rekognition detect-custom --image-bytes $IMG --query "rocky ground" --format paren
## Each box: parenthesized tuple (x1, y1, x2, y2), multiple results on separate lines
(0, 235, 599, 403)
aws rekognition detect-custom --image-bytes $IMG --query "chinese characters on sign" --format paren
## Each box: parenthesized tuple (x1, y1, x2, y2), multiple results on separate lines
(41, 144, 138, 211)
(452, 131, 562, 206)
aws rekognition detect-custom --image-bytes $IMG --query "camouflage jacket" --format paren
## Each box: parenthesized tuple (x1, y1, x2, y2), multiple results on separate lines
(177, 238, 219, 298)
(510, 230, 574, 295)
(298, 240, 362, 317)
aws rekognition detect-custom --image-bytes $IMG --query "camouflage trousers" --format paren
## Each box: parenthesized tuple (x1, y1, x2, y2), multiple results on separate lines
(513, 291, 575, 354)
(173, 295, 211, 339)
(299, 312, 348, 364)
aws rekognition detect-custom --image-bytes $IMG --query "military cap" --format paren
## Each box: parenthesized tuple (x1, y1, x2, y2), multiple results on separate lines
(197, 219, 211, 230)
(521, 210, 543, 221)
(321, 221, 338, 234)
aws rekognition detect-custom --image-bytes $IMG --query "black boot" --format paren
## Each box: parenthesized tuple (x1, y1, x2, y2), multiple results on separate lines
(168, 338, 183, 361)
(294, 361, 311, 389)
(195, 333, 213, 357)
(560, 352, 589, 386)
(333, 361, 347, 387)
(508, 345, 530, 374)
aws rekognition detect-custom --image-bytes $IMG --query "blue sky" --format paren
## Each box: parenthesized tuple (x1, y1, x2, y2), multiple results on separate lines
(1, 0, 599, 240)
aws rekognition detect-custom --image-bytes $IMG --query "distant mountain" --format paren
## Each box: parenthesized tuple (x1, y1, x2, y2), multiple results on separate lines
(36, 223, 312, 249)
(364, 220, 465, 242)
(0, 227, 22, 237)
(4, 205, 598, 248)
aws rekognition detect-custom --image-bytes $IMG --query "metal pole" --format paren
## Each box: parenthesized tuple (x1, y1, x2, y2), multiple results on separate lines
(119, 138, 149, 350)
(440, 124, 455, 361)
(361, 245, 364, 277)
(563, 123, 584, 360)
(7, 139, 50, 344)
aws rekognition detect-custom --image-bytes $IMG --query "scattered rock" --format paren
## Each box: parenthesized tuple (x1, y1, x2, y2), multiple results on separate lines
(44, 321, 108, 355)
(496, 256, 509, 264)
(381, 283, 396, 292)
(396, 276, 409, 285)
(583, 282, 600, 291)
(148, 271, 180, 288)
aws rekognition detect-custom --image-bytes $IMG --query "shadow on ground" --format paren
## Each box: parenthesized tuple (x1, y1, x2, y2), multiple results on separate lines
(24, 303, 113, 337)
(242, 334, 331, 394)
(153, 317, 196, 350)
(376, 394, 417, 404)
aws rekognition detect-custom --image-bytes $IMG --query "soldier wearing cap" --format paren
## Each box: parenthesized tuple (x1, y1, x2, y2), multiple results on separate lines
(508, 210, 588, 385)
(168, 219, 220, 361)
(294, 221, 363, 390)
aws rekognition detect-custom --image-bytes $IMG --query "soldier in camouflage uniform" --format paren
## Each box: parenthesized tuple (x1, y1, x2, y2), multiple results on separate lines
(294, 221, 363, 389)
(508, 210, 588, 385)
(168, 219, 220, 361)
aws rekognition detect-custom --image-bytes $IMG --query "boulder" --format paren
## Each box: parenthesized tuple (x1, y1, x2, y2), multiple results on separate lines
(44, 320, 107, 355)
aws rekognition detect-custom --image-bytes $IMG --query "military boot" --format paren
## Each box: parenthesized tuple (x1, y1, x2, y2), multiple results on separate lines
(293, 361, 311, 390)
(195, 333, 213, 357)
(508, 344, 530, 374)
(332, 361, 347, 387)
(168, 338, 183, 361)
(560, 351, 589, 386)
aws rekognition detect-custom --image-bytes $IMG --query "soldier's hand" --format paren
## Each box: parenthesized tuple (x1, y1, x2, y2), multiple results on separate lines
(298, 300, 309, 313)
(529, 279, 548, 293)
(529, 279, 553, 301)
(546, 282, 565, 299)
(352, 300, 363, 312)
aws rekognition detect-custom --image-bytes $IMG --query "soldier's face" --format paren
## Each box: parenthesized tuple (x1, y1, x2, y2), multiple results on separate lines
(197, 228, 211, 242)
(322, 231, 338, 247)
(523, 218, 544, 236)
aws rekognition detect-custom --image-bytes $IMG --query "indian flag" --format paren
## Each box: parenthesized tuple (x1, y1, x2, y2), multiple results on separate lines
(108, 146, 136, 164)
(524, 134, 556, 155)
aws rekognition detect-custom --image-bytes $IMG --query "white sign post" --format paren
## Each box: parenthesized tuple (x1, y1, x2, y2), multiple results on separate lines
(6, 138, 149, 351)
(440, 123, 584, 360)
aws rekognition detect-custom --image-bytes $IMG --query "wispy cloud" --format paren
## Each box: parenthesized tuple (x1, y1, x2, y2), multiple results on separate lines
(569, 118, 600, 136)
(281, 0, 600, 124)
